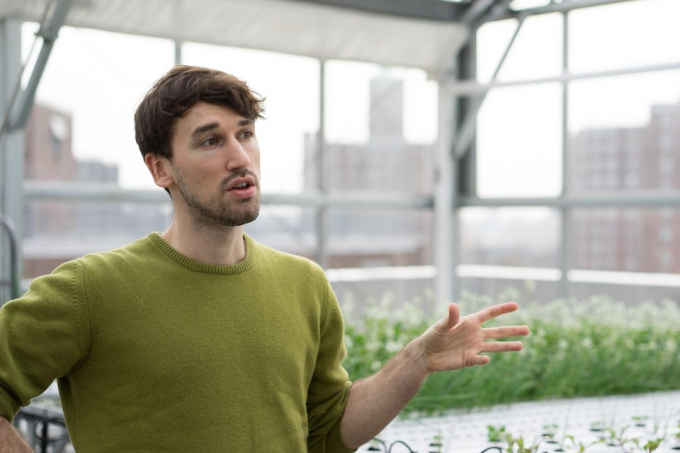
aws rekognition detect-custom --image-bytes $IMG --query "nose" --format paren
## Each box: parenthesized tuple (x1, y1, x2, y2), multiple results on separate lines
(223, 136, 251, 171)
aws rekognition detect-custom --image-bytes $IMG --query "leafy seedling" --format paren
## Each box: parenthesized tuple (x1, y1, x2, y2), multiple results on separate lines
(604, 425, 632, 448)
(505, 433, 517, 453)
(632, 416, 649, 428)
(641, 438, 665, 453)
(591, 422, 605, 433)
(488, 425, 507, 443)
(565, 434, 603, 453)
(429, 431, 443, 453)
(515, 435, 542, 453)
(543, 424, 559, 444)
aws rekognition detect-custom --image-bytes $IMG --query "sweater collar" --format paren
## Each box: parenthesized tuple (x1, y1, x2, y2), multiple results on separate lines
(148, 232, 255, 275)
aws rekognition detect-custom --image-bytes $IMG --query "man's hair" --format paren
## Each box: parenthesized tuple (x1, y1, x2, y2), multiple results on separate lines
(134, 65, 265, 161)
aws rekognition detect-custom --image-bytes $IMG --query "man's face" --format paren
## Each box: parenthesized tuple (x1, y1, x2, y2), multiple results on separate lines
(167, 101, 261, 227)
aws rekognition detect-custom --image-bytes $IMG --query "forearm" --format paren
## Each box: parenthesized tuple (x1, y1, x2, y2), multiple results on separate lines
(340, 338, 429, 450)
(0, 417, 34, 453)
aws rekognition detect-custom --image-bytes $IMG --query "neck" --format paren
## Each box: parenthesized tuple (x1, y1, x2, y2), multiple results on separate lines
(160, 216, 246, 266)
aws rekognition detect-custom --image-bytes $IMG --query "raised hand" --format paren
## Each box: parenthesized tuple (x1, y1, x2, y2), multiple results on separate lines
(417, 302, 530, 373)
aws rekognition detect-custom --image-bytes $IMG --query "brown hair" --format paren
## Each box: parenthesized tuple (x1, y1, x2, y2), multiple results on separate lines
(134, 65, 265, 161)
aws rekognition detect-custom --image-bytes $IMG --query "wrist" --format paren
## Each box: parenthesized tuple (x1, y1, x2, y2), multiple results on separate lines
(407, 337, 431, 378)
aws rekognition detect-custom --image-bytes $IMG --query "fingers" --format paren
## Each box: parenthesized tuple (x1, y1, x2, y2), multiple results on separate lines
(471, 355, 490, 366)
(447, 303, 460, 329)
(481, 340, 524, 353)
(476, 302, 519, 323)
(483, 325, 530, 340)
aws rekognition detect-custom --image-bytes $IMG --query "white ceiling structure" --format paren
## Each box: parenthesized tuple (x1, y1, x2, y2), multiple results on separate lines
(0, 0, 469, 73)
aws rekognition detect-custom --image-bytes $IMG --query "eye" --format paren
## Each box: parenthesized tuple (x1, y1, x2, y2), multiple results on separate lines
(202, 137, 218, 147)
(240, 130, 254, 139)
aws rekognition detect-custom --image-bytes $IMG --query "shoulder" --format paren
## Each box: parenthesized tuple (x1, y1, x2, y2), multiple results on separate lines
(76, 234, 161, 271)
(250, 236, 327, 284)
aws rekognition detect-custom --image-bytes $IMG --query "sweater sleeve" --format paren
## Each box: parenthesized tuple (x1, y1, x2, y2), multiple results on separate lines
(0, 260, 90, 422)
(307, 277, 355, 453)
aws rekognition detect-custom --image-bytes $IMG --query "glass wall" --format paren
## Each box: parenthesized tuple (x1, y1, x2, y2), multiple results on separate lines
(18, 24, 438, 310)
(472, 0, 680, 305)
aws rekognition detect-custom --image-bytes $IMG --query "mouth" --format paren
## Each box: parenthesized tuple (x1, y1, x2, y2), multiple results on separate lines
(226, 176, 257, 199)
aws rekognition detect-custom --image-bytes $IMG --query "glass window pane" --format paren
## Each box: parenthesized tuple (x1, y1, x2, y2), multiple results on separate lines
(182, 43, 319, 195)
(570, 0, 680, 74)
(477, 13, 563, 84)
(24, 199, 173, 279)
(327, 209, 432, 268)
(568, 71, 680, 193)
(460, 207, 560, 268)
(324, 61, 436, 195)
(22, 24, 175, 190)
(244, 206, 315, 258)
(477, 83, 563, 198)
(459, 277, 560, 305)
(325, 208, 433, 322)
(570, 208, 680, 274)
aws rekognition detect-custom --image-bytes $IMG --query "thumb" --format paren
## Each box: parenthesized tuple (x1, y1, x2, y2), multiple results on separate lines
(447, 303, 460, 329)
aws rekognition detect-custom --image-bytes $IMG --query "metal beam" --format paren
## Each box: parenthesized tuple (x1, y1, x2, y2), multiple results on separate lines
(434, 78, 456, 309)
(558, 10, 570, 301)
(286, 0, 462, 21)
(459, 0, 495, 25)
(315, 60, 328, 267)
(0, 18, 24, 304)
(484, 0, 638, 22)
(0, 216, 19, 304)
(23, 181, 435, 209)
(9, 0, 74, 130)
(445, 59, 680, 96)
(459, 194, 680, 208)
(452, 14, 525, 159)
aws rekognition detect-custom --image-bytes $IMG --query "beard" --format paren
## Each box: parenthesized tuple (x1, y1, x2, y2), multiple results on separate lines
(174, 169, 261, 228)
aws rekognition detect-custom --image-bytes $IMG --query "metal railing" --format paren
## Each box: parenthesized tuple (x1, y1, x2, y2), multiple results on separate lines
(14, 405, 70, 453)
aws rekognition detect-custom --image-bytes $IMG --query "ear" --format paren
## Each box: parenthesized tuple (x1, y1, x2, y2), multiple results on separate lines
(144, 153, 174, 190)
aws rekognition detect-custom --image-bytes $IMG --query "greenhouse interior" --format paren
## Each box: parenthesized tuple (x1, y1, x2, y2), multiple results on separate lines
(0, 0, 679, 452)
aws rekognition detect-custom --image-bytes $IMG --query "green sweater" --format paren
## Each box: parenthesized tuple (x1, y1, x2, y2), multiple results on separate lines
(0, 233, 354, 452)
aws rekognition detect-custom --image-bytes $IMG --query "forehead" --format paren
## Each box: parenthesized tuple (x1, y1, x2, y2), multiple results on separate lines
(179, 101, 247, 127)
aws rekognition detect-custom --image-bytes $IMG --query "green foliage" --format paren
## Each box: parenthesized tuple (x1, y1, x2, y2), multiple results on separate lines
(487, 425, 506, 443)
(564, 435, 603, 453)
(641, 438, 665, 453)
(343, 289, 680, 415)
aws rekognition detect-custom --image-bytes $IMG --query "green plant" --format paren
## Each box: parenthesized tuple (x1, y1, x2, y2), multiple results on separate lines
(504, 433, 516, 453)
(429, 432, 443, 453)
(641, 438, 665, 453)
(564, 435, 603, 453)
(487, 425, 507, 443)
(515, 435, 542, 453)
(543, 423, 558, 441)
(632, 416, 649, 427)
(604, 425, 639, 451)
(343, 291, 680, 415)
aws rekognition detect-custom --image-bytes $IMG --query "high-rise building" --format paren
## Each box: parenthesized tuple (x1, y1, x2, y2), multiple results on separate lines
(569, 101, 680, 274)
(303, 74, 433, 268)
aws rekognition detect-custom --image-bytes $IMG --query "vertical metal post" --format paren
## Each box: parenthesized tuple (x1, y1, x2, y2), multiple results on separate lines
(0, 19, 25, 304)
(315, 60, 328, 268)
(174, 39, 182, 66)
(434, 87, 455, 308)
(559, 11, 570, 300)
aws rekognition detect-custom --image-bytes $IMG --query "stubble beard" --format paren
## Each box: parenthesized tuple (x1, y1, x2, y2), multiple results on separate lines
(174, 170, 261, 228)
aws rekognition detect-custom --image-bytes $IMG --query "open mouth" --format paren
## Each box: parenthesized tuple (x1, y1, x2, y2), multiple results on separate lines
(227, 181, 256, 198)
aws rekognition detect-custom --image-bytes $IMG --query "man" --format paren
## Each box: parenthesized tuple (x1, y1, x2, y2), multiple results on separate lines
(0, 65, 529, 452)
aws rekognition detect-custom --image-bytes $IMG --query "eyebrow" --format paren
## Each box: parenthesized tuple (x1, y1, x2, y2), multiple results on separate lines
(190, 119, 254, 139)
